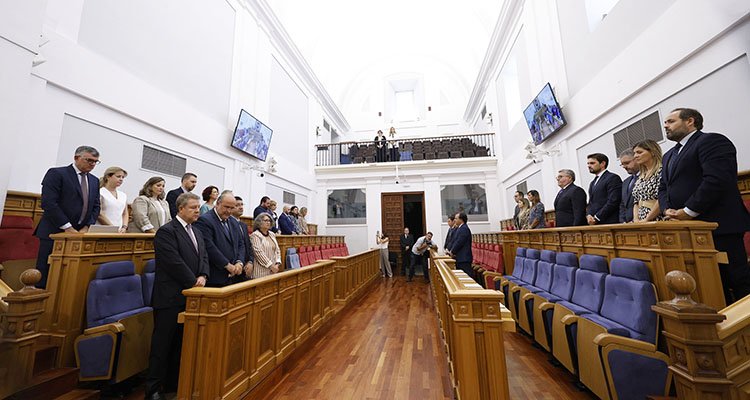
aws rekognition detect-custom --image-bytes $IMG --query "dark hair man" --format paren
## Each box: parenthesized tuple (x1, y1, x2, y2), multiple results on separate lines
(554, 169, 587, 227)
(586, 153, 622, 225)
(409, 232, 436, 282)
(444, 215, 456, 252)
(253, 196, 271, 218)
(512, 191, 524, 229)
(166, 173, 198, 218)
(399, 227, 415, 275)
(232, 196, 253, 279)
(448, 212, 475, 282)
(618, 149, 639, 223)
(658, 108, 750, 304)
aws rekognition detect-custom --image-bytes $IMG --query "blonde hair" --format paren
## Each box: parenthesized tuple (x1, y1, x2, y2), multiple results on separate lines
(633, 139, 663, 179)
(100, 167, 128, 188)
(269, 199, 277, 206)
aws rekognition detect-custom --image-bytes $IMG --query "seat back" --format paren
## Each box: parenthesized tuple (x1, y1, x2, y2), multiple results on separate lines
(288, 253, 301, 270)
(0, 215, 39, 263)
(600, 258, 658, 343)
(570, 254, 608, 313)
(512, 247, 527, 278)
(285, 247, 298, 270)
(521, 248, 540, 284)
(534, 250, 556, 291)
(86, 261, 150, 328)
(313, 245, 323, 261)
(141, 259, 156, 306)
(549, 252, 578, 300)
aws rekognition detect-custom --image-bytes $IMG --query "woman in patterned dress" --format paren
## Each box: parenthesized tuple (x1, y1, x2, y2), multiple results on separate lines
(526, 190, 547, 229)
(632, 139, 663, 223)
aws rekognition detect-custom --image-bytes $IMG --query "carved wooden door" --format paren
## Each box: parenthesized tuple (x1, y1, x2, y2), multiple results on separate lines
(381, 194, 404, 272)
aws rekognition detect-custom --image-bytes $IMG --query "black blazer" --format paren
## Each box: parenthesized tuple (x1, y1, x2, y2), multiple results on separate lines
(444, 227, 456, 250)
(554, 184, 587, 227)
(449, 224, 473, 264)
(619, 174, 637, 223)
(587, 170, 622, 224)
(400, 234, 414, 250)
(166, 187, 185, 219)
(152, 218, 209, 309)
(194, 210, 247, 287)
(253, 205, 270, 218)
(35, 165, 100, 239)
(658, 130, 750, 235)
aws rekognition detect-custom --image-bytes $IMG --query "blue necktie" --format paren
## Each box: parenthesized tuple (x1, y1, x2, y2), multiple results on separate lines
(668, 143, 683, 176)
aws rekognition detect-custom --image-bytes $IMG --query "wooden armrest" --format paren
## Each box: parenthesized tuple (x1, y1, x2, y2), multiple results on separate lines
(521, 292, 535, 301)
(83, 322, 125, 335)
(561, 314, 579, 326)
(538, 301, 555, 311)
(510, 285, 524, 293)
(716, 252, 728, 264)
(177, 312, 185, 324)
(593, 333, 657, 352)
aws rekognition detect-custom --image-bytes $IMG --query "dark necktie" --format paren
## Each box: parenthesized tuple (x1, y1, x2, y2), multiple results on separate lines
(628, 175, 636, 192)
(668, 143, 683, 176)
(186, 224, 199, 252)
(591, 175, 599, 187)
(79, 172, 89, 224)
(222, 220, 230, 236)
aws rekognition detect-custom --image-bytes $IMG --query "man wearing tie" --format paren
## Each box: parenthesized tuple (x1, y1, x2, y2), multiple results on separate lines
(658, 108, 750, 304)
(145, 192, 209, 400)
(585, 153, 622, 225)
(34, 145, 101, 288)
(232, 196, 254, 281)
(194, 191, 246, 287)
(554, 169, 587, 227)
(166, 172, 197, 219)
(618, 149, 639, 223)
(399, 227, 414, 275)
(444, 215, 456, 252)
(448, 212, 474, 283)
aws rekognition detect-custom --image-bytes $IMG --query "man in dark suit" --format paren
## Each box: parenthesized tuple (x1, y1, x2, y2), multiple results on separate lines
(511, 191, 523, 229)
(232, 196, 253, 281)
(34, 145, 101, 288)
(253, 196, 271, 218)
(194, 192, 246, 287)
(585, 153, 623, 225)
(554, 169, 587, 227)
(449, 212, 474, 283)
(658, 108, 750, 304)
(278, 205, 296, 235)
(444, 215, 456, 252)
(166, 172, 197, 219)
(618, 149, 639, 223)
(399, 227, 414, 275)
(145, 192, 209, 400)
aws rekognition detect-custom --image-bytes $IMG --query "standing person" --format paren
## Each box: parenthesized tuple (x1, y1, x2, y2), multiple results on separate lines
(97, 166, 129, 233)
(444, 215, 456, 252)
(268, 200, 279, 233)
(250, 213, 281, 279)
(632, 140, 664, 223)
(278, 205, 296, 235)
(166, 173, 197, 219)
(658, 108, 750, 304)
(409, 232, 436, 282)
(618, 149, 639, 223)
(585, 153, 623, 225)
(253, 196, 272, 218)
(193, 192, 246, 287)
(554, 169, 587, 227)
(298, 207, 310, 235)
(511, 191, 524, 229)
(232, 196, 253, 281)
(527, 190, 546, 229)
(200, 186, 219, 215)
(290, 206, 303, 234)
(129, 177, 172, 233)
(34, 145, 101, 288)
(144, 193, 208, 400)
(449, 212, 474, 282)
(399, 227, 415, 275)
(376, 231, 392, 278)
(374, 130, 387, 162)
(516, 197, 532, 230)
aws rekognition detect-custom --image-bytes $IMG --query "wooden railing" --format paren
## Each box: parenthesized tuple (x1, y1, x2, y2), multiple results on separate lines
(3, 190, 43, 228)
(177, 249, 380, 399)
(429, 251, 514, 400)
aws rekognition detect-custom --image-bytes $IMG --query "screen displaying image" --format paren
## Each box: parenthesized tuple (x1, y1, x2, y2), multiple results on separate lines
(523, 83, 566, 145)
(231, 109, 273, 161)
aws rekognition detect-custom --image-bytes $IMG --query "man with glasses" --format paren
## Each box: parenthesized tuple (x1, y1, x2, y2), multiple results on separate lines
(553, 169, 587, 227)
(34, 145, 101, 288)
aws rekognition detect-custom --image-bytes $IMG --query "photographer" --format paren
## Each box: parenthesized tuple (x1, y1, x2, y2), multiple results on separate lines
(409, 232, 437, 282)
(376, 231, 392, 278)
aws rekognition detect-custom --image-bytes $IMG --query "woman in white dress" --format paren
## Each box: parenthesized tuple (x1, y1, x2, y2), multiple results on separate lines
(128, 176, 171, 233)
(97, 166, 129, 233)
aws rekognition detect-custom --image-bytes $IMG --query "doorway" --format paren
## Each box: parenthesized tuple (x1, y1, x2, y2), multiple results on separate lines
(381, 192, 425, 275)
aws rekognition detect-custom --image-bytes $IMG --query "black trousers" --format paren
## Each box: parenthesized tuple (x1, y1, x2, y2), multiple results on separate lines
(714, 233, 750, 304)
(401, 249, 411, 275)
(146, 306, 184, 394)
(35, 238, 54, 288)
(409, 253, 429, 281)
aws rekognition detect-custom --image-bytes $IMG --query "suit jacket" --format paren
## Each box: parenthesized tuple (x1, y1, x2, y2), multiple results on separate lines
(399, 234, 414, 251)
(166, 187, 186, 219)
(587, 170, 623, 224)
(449, 223, 473, 264)
(554, 184, 587, 227)
(444, 227, 456, 250)
(253, 205, 270, 218)
(128, 195, 171, 232)
(278, 212, 295, 235)
(35, 165, 100, 239)
(619, 174, 637, 223)
(194, 210, 247, 287)
(658, 130, 750, 235)
(152, 218, 209, 309)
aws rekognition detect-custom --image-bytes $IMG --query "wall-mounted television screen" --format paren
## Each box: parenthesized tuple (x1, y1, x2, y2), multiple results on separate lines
(523, 83, 566, 145)
(231, 109, 273, 161)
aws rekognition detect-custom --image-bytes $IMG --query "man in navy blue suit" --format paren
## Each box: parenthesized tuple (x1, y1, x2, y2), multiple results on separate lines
(585, 153, 622, 225)
(253, 196, 271, 218)
(166, 172, 197, 219)
(34, 145, 101, 288)
(618, 149, 639, 223)
(194, 191, 247, 287)
(278, 205, 296, 235)
(554, 169, 587, 227)
(448, 212, 475, 282)
(658, 108, 750, 304)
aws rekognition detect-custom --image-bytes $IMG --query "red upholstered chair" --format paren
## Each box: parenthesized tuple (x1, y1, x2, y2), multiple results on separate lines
(547, 220, 556, 228)
(342, 244, 349, 256)
(313, 245, 323, 262)
(298, 246, 311, 267)
(0, 215, 40, 290)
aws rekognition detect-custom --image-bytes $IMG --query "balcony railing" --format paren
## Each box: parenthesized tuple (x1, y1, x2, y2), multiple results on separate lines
(315, 132, 495, 167)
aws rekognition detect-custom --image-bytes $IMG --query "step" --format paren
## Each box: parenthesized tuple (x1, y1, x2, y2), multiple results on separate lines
(8, 367, 79, 400)
(54, 389, 101, 400)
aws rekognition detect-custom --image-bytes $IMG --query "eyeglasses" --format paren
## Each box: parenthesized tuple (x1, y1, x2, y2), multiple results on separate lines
(80, 157, 101, 165)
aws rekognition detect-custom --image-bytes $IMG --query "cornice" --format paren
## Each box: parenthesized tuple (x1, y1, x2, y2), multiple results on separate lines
(463, 0, 525, 123)
(241, 0, 350, 133)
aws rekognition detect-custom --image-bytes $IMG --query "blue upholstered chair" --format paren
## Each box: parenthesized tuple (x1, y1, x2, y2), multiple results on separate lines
(551, 254, 608, 375)
(287, 247, 301, 270)
(74, 261, 154, 382)
(508, 248, 540, 323)
(496, 247, 527, 308)
(574, 258, 670, 399)
(532, 252, 578, 351)
(141, 259, 156, 307)
(516, 250, 556, 335)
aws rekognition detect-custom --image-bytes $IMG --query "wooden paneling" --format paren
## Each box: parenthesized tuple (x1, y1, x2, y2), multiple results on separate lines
(3, 191, 43, 227)
(739, 170, 750, 200)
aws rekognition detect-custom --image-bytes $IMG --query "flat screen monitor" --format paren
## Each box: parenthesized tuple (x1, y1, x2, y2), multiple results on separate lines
(231, 109, 273, 161)
(523, 83, 566, 145)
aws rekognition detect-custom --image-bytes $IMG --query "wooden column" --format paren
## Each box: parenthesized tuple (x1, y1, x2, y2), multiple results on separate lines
(652, 271, 733, 399)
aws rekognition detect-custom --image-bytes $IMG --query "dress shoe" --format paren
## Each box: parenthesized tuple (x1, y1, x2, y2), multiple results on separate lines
(145, 391, 166, 400)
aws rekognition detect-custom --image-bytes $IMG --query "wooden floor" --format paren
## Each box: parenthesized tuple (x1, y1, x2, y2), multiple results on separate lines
(117, 276, 595, 400)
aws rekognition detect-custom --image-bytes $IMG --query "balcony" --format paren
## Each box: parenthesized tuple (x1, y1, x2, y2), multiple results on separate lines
(315, 133, 495, 167)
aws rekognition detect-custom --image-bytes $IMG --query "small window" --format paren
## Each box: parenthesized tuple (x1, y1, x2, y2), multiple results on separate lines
(440, 184, 488, 222)
(327, 189, 366, 225)
(283, 191, 295, 205)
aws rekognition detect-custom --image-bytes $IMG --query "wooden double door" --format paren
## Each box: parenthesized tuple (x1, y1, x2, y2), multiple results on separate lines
(381, 192, 425, 275)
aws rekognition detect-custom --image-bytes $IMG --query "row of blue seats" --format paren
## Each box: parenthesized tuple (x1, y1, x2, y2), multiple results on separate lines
(497, 248, 672, 400)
